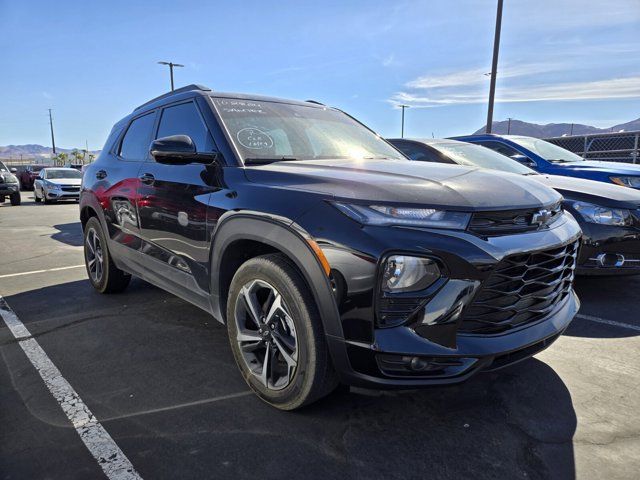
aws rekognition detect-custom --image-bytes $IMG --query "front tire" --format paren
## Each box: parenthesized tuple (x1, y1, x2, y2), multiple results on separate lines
(10, 192, 20, 206)
(83, 217, 131, 293)
(227, 253, 338, 410)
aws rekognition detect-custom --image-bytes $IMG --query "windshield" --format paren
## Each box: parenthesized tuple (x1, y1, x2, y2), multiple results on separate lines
(509, 137, 584, 163)
(45, 169, 83, 179)
(212, 98, 405, 163)
(429, 142, 536, 175)
(0, 161, 7, 172)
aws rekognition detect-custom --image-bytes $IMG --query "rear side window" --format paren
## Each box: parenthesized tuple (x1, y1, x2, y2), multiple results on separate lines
(156, 102, 212, 152)
(477, 141, 522, 158)
(120, 113, 156, 160)
(393, 141, 443, 162)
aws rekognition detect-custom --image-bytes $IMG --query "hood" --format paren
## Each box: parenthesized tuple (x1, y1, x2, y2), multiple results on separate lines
(47, 178, 82, 186)
(557, 160, 640, 176)
(532, 174, 640, 209)
(0, 172, 17, 183)
(244, 159, 561, 211)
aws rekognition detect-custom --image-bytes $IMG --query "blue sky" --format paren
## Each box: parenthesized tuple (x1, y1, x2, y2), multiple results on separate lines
(1, 0, 639, 150)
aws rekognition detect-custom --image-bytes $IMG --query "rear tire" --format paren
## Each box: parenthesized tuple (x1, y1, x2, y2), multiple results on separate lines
(83, 217, 131, 293)
(226, 253, 338, 410)
(10, 192, 20, 206)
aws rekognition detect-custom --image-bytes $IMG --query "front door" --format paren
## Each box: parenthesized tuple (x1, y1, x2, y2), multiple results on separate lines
(136, 99, 222, 306)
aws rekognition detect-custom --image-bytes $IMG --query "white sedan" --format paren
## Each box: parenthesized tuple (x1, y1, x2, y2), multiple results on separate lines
(34, 167, 83, 204)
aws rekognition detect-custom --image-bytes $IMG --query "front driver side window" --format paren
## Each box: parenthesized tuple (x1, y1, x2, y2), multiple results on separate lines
(156, 102, 214, 152)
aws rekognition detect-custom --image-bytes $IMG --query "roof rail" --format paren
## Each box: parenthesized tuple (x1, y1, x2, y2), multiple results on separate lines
(134, 84, 212, 111)
(305, 99, 325, 106)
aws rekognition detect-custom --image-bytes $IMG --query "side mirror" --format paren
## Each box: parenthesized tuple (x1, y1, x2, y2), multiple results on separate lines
(150, 135, 217, 165)
(10, 167, 17, 173)
(35, 175, 42, 180)
(510, 153, 536, 167)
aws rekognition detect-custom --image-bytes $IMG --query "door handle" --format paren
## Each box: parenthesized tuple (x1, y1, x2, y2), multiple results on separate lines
(95, 169, 107, 180)
(139, 173, 155, 185)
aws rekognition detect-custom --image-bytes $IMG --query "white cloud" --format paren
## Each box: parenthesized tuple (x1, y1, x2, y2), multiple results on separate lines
(391, 75, 640, 107)
(405, 63, 560, 90)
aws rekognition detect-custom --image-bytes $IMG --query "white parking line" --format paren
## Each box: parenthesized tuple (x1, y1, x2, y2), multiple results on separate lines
(0, 296, 142, 480)
(0, 264, 85, 279)
(576, 313, 640, 332)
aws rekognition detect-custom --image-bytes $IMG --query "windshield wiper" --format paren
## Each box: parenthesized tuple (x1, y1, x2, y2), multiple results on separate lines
(243, 156, 299, 165)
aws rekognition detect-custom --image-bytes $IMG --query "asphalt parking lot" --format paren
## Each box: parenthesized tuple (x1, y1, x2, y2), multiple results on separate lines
(1, 191, 639, 480)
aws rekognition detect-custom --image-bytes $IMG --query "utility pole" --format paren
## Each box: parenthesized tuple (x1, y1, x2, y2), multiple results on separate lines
(507, 117, 513, 134)
(570, 123, 574, 135)
(399, 104, 409, 138)
(48, 109, 56, 155)
(485, 0, 504, 134)
(158, 61, 184, 91)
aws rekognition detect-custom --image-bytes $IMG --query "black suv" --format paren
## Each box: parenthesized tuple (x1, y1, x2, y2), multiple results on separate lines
(81, 85, 581, 410)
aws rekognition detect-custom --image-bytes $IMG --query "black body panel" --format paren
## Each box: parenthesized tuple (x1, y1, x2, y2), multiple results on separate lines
(80, 87, 582, 389)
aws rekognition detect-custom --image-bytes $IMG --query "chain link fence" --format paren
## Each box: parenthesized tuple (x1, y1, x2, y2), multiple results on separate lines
(546, 131, 640, 164)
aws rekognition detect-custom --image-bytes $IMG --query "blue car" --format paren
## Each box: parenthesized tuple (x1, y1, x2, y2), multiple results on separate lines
(452, 134, 640, 189)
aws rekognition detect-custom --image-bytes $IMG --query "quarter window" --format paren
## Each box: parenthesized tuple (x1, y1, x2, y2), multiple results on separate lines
(156, 102, 212, 152)
(120, 113, 156, 160)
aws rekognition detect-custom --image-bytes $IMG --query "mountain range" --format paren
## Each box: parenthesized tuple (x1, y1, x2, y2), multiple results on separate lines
(474, 117, 640, 138)
(0, 144, 101, 159)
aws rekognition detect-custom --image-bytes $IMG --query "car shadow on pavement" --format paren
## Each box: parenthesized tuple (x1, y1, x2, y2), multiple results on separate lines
(570, 275, 640, 338)
(50, 222, 83, 247)
(1, 278, 577, 480)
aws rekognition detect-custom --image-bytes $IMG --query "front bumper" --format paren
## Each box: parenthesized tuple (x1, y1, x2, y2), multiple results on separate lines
(44, 186, 80, 200)
(0, 183, 19, 196)
(576, 222, 640, 275)
(329, 291, 579, 388)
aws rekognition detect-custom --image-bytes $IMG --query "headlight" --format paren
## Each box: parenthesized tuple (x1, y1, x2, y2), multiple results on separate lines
(43, 180, 59, 189)
(333, 202, 471, 229)
(610, 176, 640, 188)
(382, 255, 441, 293)
(570, 201, 632, 226)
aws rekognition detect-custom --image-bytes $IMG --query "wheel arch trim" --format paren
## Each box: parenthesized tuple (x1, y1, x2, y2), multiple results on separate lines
(209, 213, 344, 340)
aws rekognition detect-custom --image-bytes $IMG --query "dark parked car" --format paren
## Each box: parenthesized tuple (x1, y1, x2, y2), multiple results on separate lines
(453, 134, 640, 189)
(17, 164, 45, 190)
(390, 138, 640, 275)
(81, 84, 581, 410)
(0, 160, 21, 205)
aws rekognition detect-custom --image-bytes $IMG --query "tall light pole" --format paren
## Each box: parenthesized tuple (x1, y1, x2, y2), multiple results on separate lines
(158, 61, 184, 91)
(485, 0, 504, 134)
(507, 117, 513, 134)
(48, 109, 56, 155)
(399, 104, 410, 138)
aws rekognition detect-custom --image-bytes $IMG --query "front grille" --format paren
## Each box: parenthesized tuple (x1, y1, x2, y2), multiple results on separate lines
(61, 186, 80, 192)
(468, 203, 562, 237)
(460, 240, 578, 334)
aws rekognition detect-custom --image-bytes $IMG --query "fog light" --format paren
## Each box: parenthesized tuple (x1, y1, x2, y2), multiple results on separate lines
(382, 256, 440, 293)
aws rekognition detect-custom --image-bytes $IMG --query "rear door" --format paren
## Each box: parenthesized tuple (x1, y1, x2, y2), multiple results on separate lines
(97, 111, 156, 261)
(136, 98, 222, 304)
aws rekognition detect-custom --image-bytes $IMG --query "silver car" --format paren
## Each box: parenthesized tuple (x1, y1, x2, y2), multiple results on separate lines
(34, 167, 83, 204)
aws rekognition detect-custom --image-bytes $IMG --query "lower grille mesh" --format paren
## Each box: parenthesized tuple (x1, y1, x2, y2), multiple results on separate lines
(460, 240, 578, 334)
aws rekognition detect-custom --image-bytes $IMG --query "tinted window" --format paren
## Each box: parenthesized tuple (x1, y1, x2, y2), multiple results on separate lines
(120, 113, 156, 160)
(0, 161, 7, 171)
(157, 102, 211, 152)
(43, 169, 83, 179)
(477, 141, 522, 158)
(391, 141, 444, 162)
